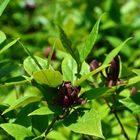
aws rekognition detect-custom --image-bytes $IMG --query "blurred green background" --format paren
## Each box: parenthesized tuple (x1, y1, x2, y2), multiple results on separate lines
(0, 0, 140, 66)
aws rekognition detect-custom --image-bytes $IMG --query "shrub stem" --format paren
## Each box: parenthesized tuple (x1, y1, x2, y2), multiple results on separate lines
(104, 98, 129, 140)
(42, 115, 58, 140)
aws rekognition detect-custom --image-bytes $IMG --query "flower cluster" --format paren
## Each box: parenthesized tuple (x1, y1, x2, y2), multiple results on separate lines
(58, 82, 86, 108)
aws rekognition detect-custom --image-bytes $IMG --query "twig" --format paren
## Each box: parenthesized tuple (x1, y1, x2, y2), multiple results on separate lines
(42, 115, 58, 140)
(104, 98, 129, 140)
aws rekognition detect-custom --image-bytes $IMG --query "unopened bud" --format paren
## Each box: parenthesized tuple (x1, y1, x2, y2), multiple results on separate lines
(90, 60, 100, 71)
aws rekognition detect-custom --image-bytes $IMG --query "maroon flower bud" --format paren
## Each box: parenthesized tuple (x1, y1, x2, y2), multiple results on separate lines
(106, 56, 120, 81)
(106, 56, 120, 86)
(63, 96, 70, 107)
(57, 82, 84, 108)
(90, 60, 100, 71)
(44, 47, 56, 60)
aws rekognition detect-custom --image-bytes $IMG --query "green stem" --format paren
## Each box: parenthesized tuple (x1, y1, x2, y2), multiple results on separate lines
(104, 98, 129, 140)
(42, 115, 58, 140)
(42, 109, 70, 140)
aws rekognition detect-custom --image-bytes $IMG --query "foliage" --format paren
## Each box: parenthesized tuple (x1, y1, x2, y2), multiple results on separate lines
(0, 0, 140, 140)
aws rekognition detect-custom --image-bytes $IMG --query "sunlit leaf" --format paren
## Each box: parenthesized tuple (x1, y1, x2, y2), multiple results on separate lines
(2, 96, 42, 114)
(62, 55, 77, 82)
(33, 69, 63, 87)
(63, 108, 104, 139)
(0, 30, 6, 44)
(0, 123, 33, 140)
(23, 56, 52, 75)
(28, 107, 54, 116)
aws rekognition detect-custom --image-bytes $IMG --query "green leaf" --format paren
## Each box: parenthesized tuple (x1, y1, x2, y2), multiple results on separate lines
(63, 108, 104, 139)
(33, 69, 63, 87)
(0, 123, 33, 140)
(83, 87, 110, 100)
(119, 93, 140, 114)
(0, 38, 20, 54)
(0, 76, 30, 87)
(0, 30, 6, 44)
(28, 107, 54, 116)
(62, 55, 77, 82)
(0, 0, 10, 16)
(74, 64, 108, 86)
(2, 95, 42, 114)
(132, 69, 140, 76)
(59, 26, 73, 54)
(127, 76, 140, 86)
(106, 36, 132, 57)
(80, 61, 93, 81)
(23, 56, 51, 75)
(103, 37, 132, 65)
(77, 15, 102, 63)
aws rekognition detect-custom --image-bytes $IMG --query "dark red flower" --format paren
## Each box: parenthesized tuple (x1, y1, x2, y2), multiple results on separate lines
(106, 56, 120, 86)
(58, 82, 84, 108)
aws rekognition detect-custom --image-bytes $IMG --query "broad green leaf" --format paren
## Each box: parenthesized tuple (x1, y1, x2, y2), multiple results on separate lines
(0, 31, 6, 44)
(83, 87, 110, 100)
(23, 56, 51, 75)
(33, 69, 63, 87)
(127, 76, 140, 86)
(103, 37, 132, 65)
(0, 38, 20, 54)
(63, 108, 104, 139)
(0, 123, 33, 140)
(119, 93, 140, 114)
(2, 95, 42, 114)
(74, 64, 108, 86)
(0, 0, 10, 16)
(28, 107, 54, 116)
(132, 69, 140, 76)
(62, 55, 77, 82)
(77, 15, 102, 63)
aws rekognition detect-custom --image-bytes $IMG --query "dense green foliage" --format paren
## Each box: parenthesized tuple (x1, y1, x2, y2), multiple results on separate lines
(0, 0, 140, 140)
